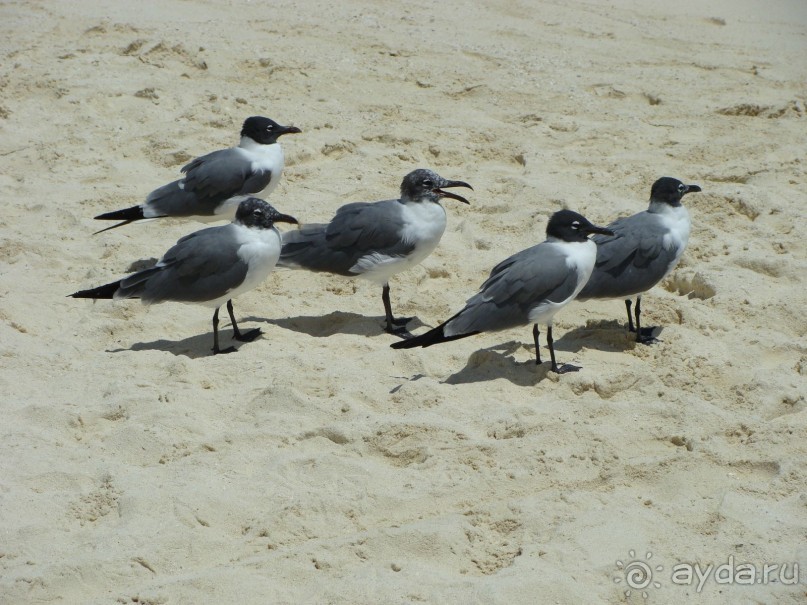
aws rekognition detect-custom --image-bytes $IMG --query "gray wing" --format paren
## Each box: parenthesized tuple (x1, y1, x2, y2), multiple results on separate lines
(181, 148, 272, 200)
(278, 200, 415, 275)
(444, 243, 579, 335)
(144, 179, 222, 217)
(118, 224, 247, 304)
(143, 149, 272, 218)
(578, 213, 679, 299)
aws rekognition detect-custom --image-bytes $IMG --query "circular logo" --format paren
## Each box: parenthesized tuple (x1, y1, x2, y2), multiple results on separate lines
(615, 550, 663, 598)
(624, 560, 653, 589)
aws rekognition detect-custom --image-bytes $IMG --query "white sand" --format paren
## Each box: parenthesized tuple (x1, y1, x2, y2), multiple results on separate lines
(1, 0, 806, 603)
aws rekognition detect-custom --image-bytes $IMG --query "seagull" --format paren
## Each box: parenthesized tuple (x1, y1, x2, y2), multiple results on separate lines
(276, 168, 472, 337)
(576, 177, 701, 343)
(93, 116, 301, 233)
(391, 210, 614, 374)
(71, 197, 298, 354)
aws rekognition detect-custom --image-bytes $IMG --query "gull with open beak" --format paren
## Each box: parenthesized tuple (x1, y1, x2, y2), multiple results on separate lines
(277, 168, 473, 337)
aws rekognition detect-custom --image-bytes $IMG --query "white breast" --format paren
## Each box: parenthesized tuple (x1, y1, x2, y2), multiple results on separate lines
(354, 201, 447, 284)
(656, 204, 691, 277)
(528, 239, 597, 326)
(202, 225, 282, 308)
(238, 140, 285, 197)
(399, 200, 447, 263)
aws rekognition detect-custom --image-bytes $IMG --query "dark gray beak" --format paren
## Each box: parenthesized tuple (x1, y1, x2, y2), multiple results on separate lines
(278, 125, 302, 137)
(583, 224, 614, 237)
(685, 184, 702, 194)
(435, 180, 473, 204)
(273, 213, 299, 225)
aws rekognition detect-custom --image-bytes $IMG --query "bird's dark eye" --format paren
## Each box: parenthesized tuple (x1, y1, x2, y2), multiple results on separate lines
(677, 183, 686, 193)
(253, 209, 264, 217)
(423, 179, 433, 188)
(266, 125, 274, 131)
(571, 221, 580, 230)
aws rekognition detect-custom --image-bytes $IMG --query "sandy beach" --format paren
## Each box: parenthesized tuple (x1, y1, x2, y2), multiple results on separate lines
(1, 0, 806, 603)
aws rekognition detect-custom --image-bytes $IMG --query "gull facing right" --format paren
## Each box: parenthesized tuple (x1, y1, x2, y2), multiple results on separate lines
(94, 116, 301, 233)
(577, 177, 701, 343)
(392, 210, 613, 374)
(72, 198, 298, 355)
(277, 169, 472, 337)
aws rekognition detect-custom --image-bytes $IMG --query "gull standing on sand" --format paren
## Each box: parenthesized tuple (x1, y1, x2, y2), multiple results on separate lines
(277, 168, 473, 337)
(94, 116, 301, 233)
(576, 177, 701, 343)
(72, 198, 298, 354)
(391, 210, 614, 374)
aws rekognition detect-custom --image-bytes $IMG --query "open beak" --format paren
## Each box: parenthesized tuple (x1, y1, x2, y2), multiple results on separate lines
(583, 224, 614, 237)
(435, 180, 473, 204)
(273, 213, 299, 225)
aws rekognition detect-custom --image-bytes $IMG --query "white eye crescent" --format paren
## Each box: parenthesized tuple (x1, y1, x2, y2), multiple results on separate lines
(678, 183, 686, 193)
(571, 221, 580, 230)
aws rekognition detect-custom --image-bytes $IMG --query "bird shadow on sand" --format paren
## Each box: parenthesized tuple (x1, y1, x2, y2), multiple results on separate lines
(439, 320, 661, 386)
(258, 311, 425, 339)
(107, 328, 261, 359)
(554, 320, 664, 353)
(442, 341, 554, 387)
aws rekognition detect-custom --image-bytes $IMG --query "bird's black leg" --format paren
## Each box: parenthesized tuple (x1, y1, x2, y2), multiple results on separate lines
(382, 283, 414, 338)
(212, 306, 236, 354)
(625, 299, 636, 332)
(547, 325, 581, 374)
(227, 299, 261, 343)
(532, 324, 542, 366)
(633, 296, 658, 344)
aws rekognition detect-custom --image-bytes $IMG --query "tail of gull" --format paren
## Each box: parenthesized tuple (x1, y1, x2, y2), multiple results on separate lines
(70, 264, 163, 300)
(69, 280, 122, 300)
(277, 224, 333, 272)
(93, 205, 146, 234)
(391, 318, 480, 349)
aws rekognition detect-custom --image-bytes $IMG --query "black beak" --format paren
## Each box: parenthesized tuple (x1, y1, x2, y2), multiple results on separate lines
(435, 180, 473, 204)
(278, 125, 302, 137)
(583, 224, 614, 237)
(685, 184, 702, 194)
(273, 213, 299, 225)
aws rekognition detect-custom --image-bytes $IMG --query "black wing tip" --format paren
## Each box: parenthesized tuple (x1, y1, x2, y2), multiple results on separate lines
(390, 338, 419, 349)
(92, 220, 134, 235)
(94, 205, 146, 222)
(390, 326, 479, 349)
(69, 281, 121, 299)
(93, 206, 151, 234)
(390, 327, 442, 349)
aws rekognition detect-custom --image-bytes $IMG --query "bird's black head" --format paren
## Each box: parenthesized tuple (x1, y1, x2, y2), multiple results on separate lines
(235, 197, 298, 229)
(650, 177, 702, 207)
(241, 116, 302, 145)
(400, 168, 473, 204)
(546, 209, 614, 243)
